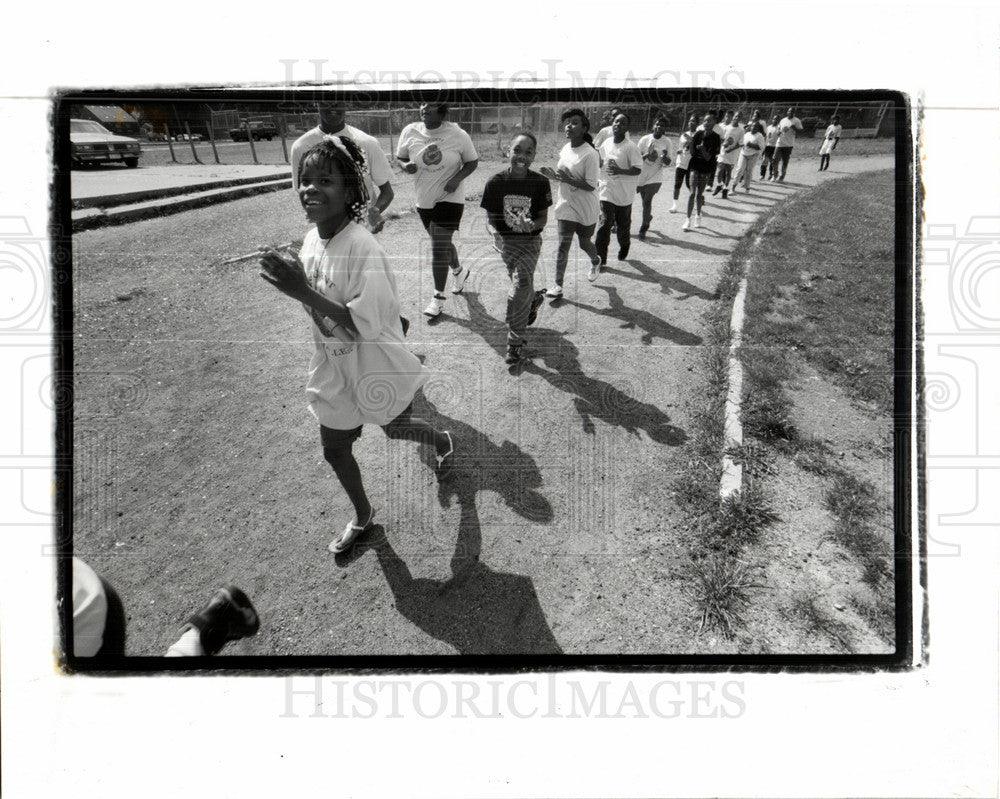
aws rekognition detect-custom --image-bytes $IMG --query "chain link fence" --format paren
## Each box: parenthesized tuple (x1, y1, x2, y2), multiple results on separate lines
(115, 100, 894, 167)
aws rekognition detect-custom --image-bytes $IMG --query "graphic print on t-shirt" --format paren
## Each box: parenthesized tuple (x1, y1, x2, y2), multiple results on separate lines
(421, 143, 443, 166)
(502, 194, 532, 229)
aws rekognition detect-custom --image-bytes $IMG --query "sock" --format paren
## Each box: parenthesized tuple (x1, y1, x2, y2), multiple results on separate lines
(165, 626, 206, 657)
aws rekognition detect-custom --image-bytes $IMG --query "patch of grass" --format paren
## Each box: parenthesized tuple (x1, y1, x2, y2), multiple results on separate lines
(848, 591, 895, 645)
(694, 556, 759, 638)
(789, 593, 854, 652)
(740, 169, 895, 414)
(710, 480, 779, 555)
(786, 436, 837, 475)
(824, 471, 892, 591)
(725, 440, 777, 480)
(825, 471, 879, 523)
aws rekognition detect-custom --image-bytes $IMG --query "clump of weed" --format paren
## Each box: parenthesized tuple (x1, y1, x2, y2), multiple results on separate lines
(694, 555, 759, 638)
(711, 480, 778, 553)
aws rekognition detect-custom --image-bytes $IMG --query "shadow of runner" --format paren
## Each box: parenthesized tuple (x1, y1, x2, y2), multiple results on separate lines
(340, 393, 562, 655)
(643, 230, 731, 255)
(562, 285, 703, 346)
(454, 293, 689, 447)
(601, 259, 718, 301)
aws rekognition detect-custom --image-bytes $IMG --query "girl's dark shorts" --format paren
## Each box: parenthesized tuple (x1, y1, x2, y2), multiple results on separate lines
(320, 402, 415, 450)
(417, 202, 464, 232)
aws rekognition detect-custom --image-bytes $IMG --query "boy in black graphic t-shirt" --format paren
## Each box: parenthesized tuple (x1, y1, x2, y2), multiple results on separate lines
(480, 133, 553, 364)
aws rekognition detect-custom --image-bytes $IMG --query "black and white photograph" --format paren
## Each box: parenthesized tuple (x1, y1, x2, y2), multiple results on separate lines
(60, 89, 910, 664)
(3, 6, 999, 796)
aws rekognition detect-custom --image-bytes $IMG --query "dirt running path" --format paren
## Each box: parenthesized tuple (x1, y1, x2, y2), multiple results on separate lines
(72, 152, 893, 656)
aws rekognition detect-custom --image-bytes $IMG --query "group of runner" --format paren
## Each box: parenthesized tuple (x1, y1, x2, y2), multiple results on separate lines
(260, 101, 843, 555)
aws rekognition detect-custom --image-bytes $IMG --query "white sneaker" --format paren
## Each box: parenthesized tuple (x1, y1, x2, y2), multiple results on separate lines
(588, 262, 601, 282)
(451, 267, 470, 294)
(669, 201, 677, 213)
(423, 293, 445, 317)
(694, 215, 701, 229)
(545, 285, 563, 299)
(682, 218, 691, 232)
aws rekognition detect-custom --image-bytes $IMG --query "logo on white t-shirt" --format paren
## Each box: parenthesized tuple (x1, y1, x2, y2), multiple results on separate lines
(421, 144, 443, 166)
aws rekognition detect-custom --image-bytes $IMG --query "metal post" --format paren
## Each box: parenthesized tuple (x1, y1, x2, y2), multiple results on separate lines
(388, 108, 395, 161)
(184, 122, 204, 164)
(873, 101, 890, 138)
(246, 121, 259, 164)
(206, 120, 221, 164)
(278, 118, 289, 164)
(497, 102, 502, 152)
(165, 123, 177, 162)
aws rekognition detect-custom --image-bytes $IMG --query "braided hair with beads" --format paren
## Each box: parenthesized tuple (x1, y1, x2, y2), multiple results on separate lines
(298, 135, 371, 224)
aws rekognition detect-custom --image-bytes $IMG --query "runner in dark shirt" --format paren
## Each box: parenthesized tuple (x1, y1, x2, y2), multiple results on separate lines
(683, 112, 721, 232)
(481, 132, 553, 364)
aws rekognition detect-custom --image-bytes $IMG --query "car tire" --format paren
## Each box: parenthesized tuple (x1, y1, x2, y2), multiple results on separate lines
(124, 158, 139, 169)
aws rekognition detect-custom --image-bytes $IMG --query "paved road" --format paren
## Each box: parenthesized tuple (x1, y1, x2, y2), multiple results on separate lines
(71, 152, 893, 656)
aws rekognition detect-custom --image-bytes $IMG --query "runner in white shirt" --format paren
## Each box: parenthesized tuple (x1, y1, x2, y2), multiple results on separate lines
(396, 103, 479, 318)
(712, 111, 743, 199)
(761, 115, 781, 181)
(635, 113, 674, 238)
(291, 102, 394, 233)
(773, 106, 804, 182)
(731, 121, 766, 192)
(670, 114, 698, 213)
(592, 106, 623, 150)
(539, 108, 602, 298)
(594, 112, 642, 268)
(818, 115, 843, 171)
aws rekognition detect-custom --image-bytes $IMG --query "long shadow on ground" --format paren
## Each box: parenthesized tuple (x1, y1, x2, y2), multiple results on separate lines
(562, 285, 704, 346)
(454, 292, 688, 447)
(641, 230, 731, 255)
(339, 393, 562, 655)
(601, 259, 718, 301)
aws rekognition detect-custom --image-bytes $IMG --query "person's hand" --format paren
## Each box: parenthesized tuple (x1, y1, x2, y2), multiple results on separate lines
(368, 206, 386, 233)
(399, 161, 417, 174)
(607, 158, 623, 175)
(539, 165, 558, 181)
(556, 167, 573, 182)
(493, 232, 505, 253)
(259, 247, 309, 301)
(661, 151, 672, 165)
(512, 210, 533, 233)
(443, 177, 461, 194)
(644, 150, 658, 163)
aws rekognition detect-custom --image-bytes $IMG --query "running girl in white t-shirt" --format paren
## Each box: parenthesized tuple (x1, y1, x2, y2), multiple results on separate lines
(732, 121, 766, 192)
(671, 115, 698, 213)
(762, 115, 781, 181)
(635, 113, 674, 239)
(539, 108, 602, 299)
(259, 137, 455, 555)
(818, 115, 842, 171)
(396, 104, 479, 318)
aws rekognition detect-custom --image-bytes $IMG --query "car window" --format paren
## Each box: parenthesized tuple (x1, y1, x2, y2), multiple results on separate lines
(71, 120, 112, 135)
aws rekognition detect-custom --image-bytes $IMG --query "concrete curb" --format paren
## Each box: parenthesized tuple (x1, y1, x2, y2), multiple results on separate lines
(71, 178, 292, 232)
(72, 171, 292, 210)
(719, 219, 772, 501)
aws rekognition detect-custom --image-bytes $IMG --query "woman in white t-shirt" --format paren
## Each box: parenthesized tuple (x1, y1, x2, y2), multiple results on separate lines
(539, 108, 602, 299)
(761, 115, 781, 181)
(671, 115, 698, 213)
(818, 115, 842, 171)
(635, 113, 674, 239)
(732, 121, 766, 192)
(396, 103, 479, 318)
